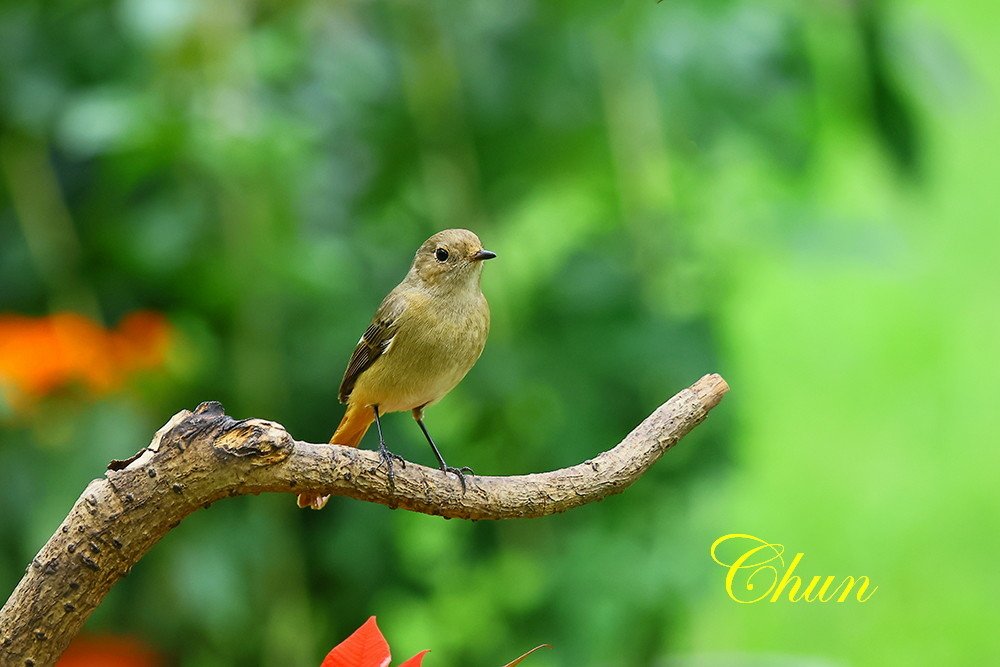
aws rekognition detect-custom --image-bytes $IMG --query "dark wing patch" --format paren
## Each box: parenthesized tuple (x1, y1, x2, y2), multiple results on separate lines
(338, 307, 402, 403)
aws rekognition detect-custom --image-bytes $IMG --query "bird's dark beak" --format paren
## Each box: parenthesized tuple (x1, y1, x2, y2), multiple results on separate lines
(471, 249, 497, 261)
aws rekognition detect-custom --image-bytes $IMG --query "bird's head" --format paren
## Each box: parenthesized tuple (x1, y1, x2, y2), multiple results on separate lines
(410, 229, 496, 290)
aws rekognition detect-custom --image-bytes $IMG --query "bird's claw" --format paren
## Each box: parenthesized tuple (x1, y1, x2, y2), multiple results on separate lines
(442, 465, 475, 492)
(377, 442, 406, 488)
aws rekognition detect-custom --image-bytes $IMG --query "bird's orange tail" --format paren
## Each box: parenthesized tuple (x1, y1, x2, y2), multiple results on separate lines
(329, 402, 375, 446)
(297, 403, 375, 510)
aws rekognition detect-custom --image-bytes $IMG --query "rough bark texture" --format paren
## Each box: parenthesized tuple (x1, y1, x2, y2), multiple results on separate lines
(0, 373, 728, 666)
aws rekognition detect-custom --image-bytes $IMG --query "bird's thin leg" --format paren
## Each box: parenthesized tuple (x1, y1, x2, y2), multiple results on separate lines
(412, 408, 474, 492)
(373, 405, 405, 487)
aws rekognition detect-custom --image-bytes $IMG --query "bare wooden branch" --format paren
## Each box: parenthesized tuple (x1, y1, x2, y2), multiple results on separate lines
(0, 373, 728, 666)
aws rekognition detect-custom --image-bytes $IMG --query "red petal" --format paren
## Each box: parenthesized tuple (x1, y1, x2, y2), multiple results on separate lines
(398, 650, 430, 667)
(321, 617, 391, 667)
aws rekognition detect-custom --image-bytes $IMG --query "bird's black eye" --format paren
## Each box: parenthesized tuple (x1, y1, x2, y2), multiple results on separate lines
(434, 247, 449, 262)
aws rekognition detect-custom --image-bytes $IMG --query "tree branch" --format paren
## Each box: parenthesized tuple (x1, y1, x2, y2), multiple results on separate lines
(0, 373, 728, 666)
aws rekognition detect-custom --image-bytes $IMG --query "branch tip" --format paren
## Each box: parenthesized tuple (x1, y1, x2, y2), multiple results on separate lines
(691, 373, 729, 408)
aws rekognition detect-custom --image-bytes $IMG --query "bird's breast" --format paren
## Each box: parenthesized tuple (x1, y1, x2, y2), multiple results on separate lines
(349, 292, 490, 413)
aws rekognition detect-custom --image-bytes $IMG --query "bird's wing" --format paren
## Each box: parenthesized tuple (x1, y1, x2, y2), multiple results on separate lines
(337, 289, 409, 403)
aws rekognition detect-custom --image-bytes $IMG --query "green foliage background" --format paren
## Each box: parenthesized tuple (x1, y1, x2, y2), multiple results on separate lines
(1, 0, 998, 665)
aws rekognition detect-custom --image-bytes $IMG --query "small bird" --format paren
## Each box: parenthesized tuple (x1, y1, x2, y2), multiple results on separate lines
(297, 229, 496, 510)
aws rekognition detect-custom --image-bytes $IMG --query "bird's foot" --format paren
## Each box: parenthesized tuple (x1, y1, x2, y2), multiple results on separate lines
(376, 441, 406, 488)
(441, 464, 475, 492)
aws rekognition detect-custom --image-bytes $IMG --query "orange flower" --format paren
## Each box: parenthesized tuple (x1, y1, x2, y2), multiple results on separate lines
(58, 634, 163, 667)
(0, 311, 172, 411)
